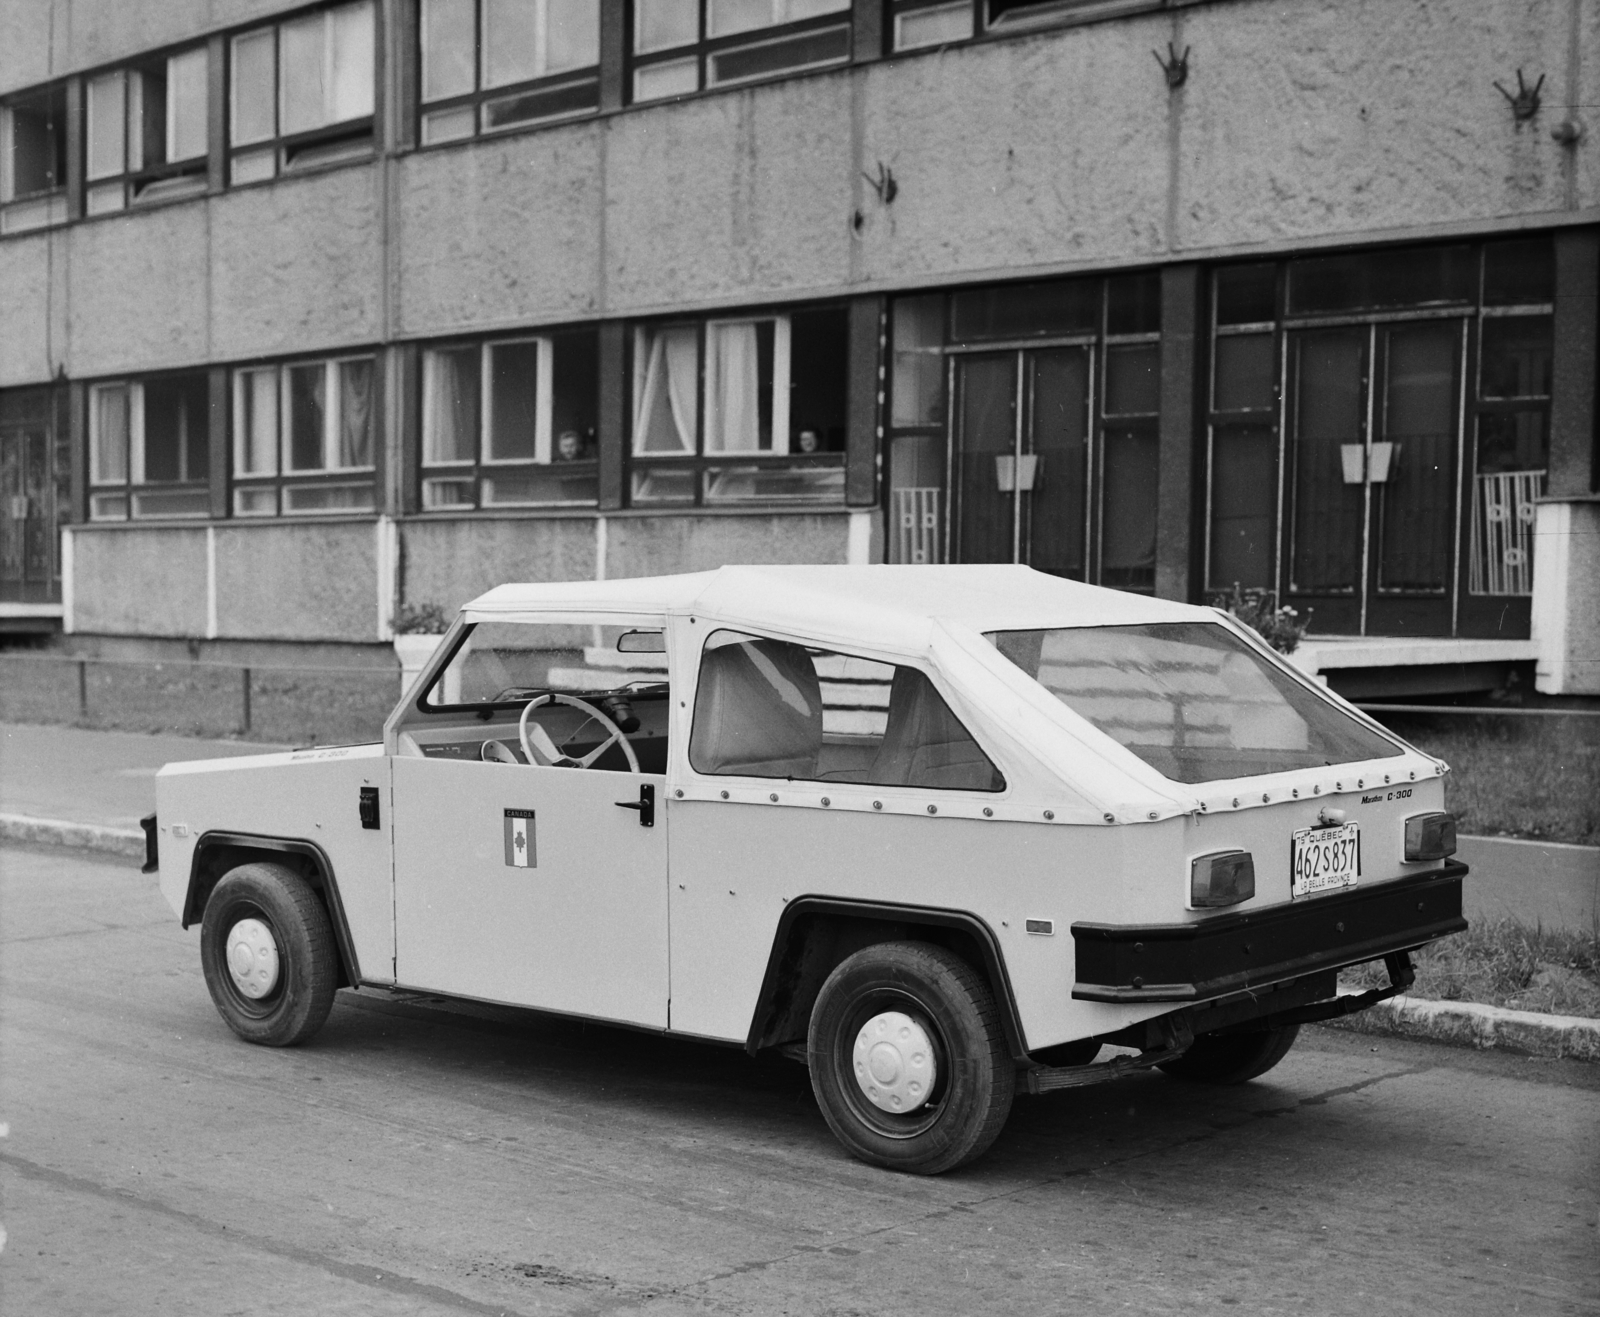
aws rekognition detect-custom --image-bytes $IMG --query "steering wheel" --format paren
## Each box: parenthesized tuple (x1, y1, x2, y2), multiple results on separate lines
(518, 693, 641, 773)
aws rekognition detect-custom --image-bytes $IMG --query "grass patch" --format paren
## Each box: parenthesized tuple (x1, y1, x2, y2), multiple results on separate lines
(1341, 918, 1600, 1018)
(1373, 712, 1600, 846)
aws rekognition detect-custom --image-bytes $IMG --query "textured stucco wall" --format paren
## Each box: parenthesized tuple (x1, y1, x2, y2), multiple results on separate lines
(0, 231, 59, 387)
(208, 168, 385, 361)
(4, 0, 1594, 384)
(603, 512, 851, 579)
(71, 527, 209, 636)
(213, 522, 379, 641)
(399, 517, 598, 614)
(67, 204, 212, 377)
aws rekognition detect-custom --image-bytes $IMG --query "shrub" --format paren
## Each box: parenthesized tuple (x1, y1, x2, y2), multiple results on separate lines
(394, 602, 451, 635)
(1210, 583, 1311, 655)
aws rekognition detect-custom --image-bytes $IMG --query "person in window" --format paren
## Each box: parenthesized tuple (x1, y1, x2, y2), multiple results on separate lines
(796, 427, 821, 455)
(555, 429, 586, 462)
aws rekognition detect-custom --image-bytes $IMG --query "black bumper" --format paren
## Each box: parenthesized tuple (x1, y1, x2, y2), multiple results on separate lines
(1071, 863, 1467, 1004)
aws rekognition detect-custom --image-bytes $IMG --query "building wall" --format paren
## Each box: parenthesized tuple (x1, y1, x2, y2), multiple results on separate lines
(6, 0, 1597, 652)
(3, 0, 1596, 385)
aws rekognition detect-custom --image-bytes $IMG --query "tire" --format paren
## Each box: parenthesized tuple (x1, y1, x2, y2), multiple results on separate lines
(1157, 1024, 1301, 1085)
(199, 862, 339, 1047)
(808, 941, 1014, 1174)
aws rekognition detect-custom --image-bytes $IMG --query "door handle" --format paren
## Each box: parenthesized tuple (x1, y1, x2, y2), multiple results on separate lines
(614, 782, 655, 827)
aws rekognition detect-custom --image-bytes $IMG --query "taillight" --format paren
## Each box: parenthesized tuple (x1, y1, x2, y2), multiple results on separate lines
(1191, 850, 1255, 908)
(1404, 812, 1457, 860)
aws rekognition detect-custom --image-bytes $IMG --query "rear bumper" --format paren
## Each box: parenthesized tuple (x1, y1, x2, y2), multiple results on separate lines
(1071, 862, 1467, 1004)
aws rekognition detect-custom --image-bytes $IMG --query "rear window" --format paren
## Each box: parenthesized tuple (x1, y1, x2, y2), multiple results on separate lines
(987, 622, 1403, 784)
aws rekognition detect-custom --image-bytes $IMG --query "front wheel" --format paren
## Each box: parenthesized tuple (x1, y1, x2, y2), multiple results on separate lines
(1157, 1024, 1300, 1085)
(808, 941, 1014, 1174)
(200, 862, 338, 1047)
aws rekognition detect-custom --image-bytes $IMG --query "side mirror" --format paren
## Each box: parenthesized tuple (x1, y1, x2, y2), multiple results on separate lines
(617, 630, 666, 653)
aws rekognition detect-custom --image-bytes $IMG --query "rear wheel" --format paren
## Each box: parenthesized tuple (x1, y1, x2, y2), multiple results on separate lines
(1157, 1025, 1300, 1085)
(199, 862, 338, 1047)
(808, 941, 1013, 1174)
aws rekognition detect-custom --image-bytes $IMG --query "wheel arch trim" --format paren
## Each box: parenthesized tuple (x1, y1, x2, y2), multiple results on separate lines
(744, 896, 1030, 1062)
(184, 831, 362, 986)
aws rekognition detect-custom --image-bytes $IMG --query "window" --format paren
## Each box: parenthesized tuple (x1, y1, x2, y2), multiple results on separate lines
(230, 1, 375, 184)
(885, 272, 1160, 589)
(1207, 263, 1280, 593)
(891, 0, 1163, 53)
(631, 307, 848, 506)
(419, 0, 601, 145)
(85, 47, 210, 215)
(689, 630, 1004, 791)
(421, 330, 599, 509)
(88, 374, 212, 521)
(416, 620, 672, 773)
(631, 0, 850, 104)
(231, 356, 377, 516)
(990, 624, 1402, 784)
(0, 84, 68, 234)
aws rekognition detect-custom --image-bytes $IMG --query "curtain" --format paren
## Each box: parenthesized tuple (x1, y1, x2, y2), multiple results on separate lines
(339, 359, 374, 468)
(240, 370, 279, 475)
(92, 387, 129, 484)
(706, 321, 760, 453)
(329, 2, 376, 123)
(425, 349, 478, 463)
(634, 327, 698, 453)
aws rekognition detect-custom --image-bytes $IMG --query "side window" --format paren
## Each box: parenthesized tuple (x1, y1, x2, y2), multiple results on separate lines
(689, 630, 1004, 792)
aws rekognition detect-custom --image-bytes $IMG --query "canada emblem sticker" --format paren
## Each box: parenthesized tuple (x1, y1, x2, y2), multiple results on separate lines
(503, 809, 536, 868)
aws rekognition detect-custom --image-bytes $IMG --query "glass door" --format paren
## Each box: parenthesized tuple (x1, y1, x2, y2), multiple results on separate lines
(0, 425, 55, 604)
(950, 347, 1092, 576)
(1284, 321, 1464, 635)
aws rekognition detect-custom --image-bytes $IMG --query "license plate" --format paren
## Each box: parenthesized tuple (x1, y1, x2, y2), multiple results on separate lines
(1291, 822, 1360, 899)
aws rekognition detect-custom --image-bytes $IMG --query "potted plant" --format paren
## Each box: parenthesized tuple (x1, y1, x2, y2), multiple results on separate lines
(393, 602, 451, 692)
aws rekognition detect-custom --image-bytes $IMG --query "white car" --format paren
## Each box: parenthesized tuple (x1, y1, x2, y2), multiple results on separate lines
(149, 566, 1465, 1173)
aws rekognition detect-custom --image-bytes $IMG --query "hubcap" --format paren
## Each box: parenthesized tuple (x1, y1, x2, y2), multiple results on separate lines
(225, 918, 280, 1000)
(852, 1010, 937, 1114)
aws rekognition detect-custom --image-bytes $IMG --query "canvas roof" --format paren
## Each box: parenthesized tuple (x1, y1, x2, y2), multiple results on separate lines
(462, 565, 1208, 654)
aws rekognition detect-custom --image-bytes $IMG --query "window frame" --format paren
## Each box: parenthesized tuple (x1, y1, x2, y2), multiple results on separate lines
(417, 0, 603, 147)
(890, 0, 1166, 55)
(87, 373, 213, 522)
(628, 309, 850, 509)
(419, 332, 601, 512)
(228, 0, 378, 187)
(83, 45, 212, 217)
(0, 82, 69, 235)
(629, 0, 853, 105)
(229, 353, 381, 519)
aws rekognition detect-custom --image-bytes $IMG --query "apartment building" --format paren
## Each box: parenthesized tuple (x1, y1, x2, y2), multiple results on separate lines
(1, 0, 1595, 693)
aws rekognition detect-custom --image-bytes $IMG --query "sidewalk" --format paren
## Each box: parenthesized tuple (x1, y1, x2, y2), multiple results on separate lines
(0, 722, 288, 851)
(3, 720, 1595, 1060)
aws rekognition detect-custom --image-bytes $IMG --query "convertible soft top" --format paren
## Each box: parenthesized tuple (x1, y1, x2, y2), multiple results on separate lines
(463, 564, 1204, 655)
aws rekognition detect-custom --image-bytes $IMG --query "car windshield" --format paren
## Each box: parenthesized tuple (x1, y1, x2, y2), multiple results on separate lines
(987, 622, 1403, 784)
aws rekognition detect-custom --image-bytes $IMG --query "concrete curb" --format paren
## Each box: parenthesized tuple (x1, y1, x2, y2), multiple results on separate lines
(0, 812, 145, 859)
(1327, 993, 1600, 1061)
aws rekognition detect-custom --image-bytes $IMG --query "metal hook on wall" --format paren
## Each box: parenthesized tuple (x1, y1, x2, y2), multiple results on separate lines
(862, 161, 898, 206)
(1153, 42, 1190, 91)
(1493, 69, 1544, 121)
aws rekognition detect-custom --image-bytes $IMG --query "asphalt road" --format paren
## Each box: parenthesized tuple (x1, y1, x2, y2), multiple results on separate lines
(3, 845, 1597, 1317)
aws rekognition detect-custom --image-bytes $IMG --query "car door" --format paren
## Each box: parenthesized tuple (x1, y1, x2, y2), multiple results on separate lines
(392, 756, 667, 1027)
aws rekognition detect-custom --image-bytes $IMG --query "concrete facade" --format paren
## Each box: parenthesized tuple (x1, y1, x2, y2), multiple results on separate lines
(2, 0, 1596, 685)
